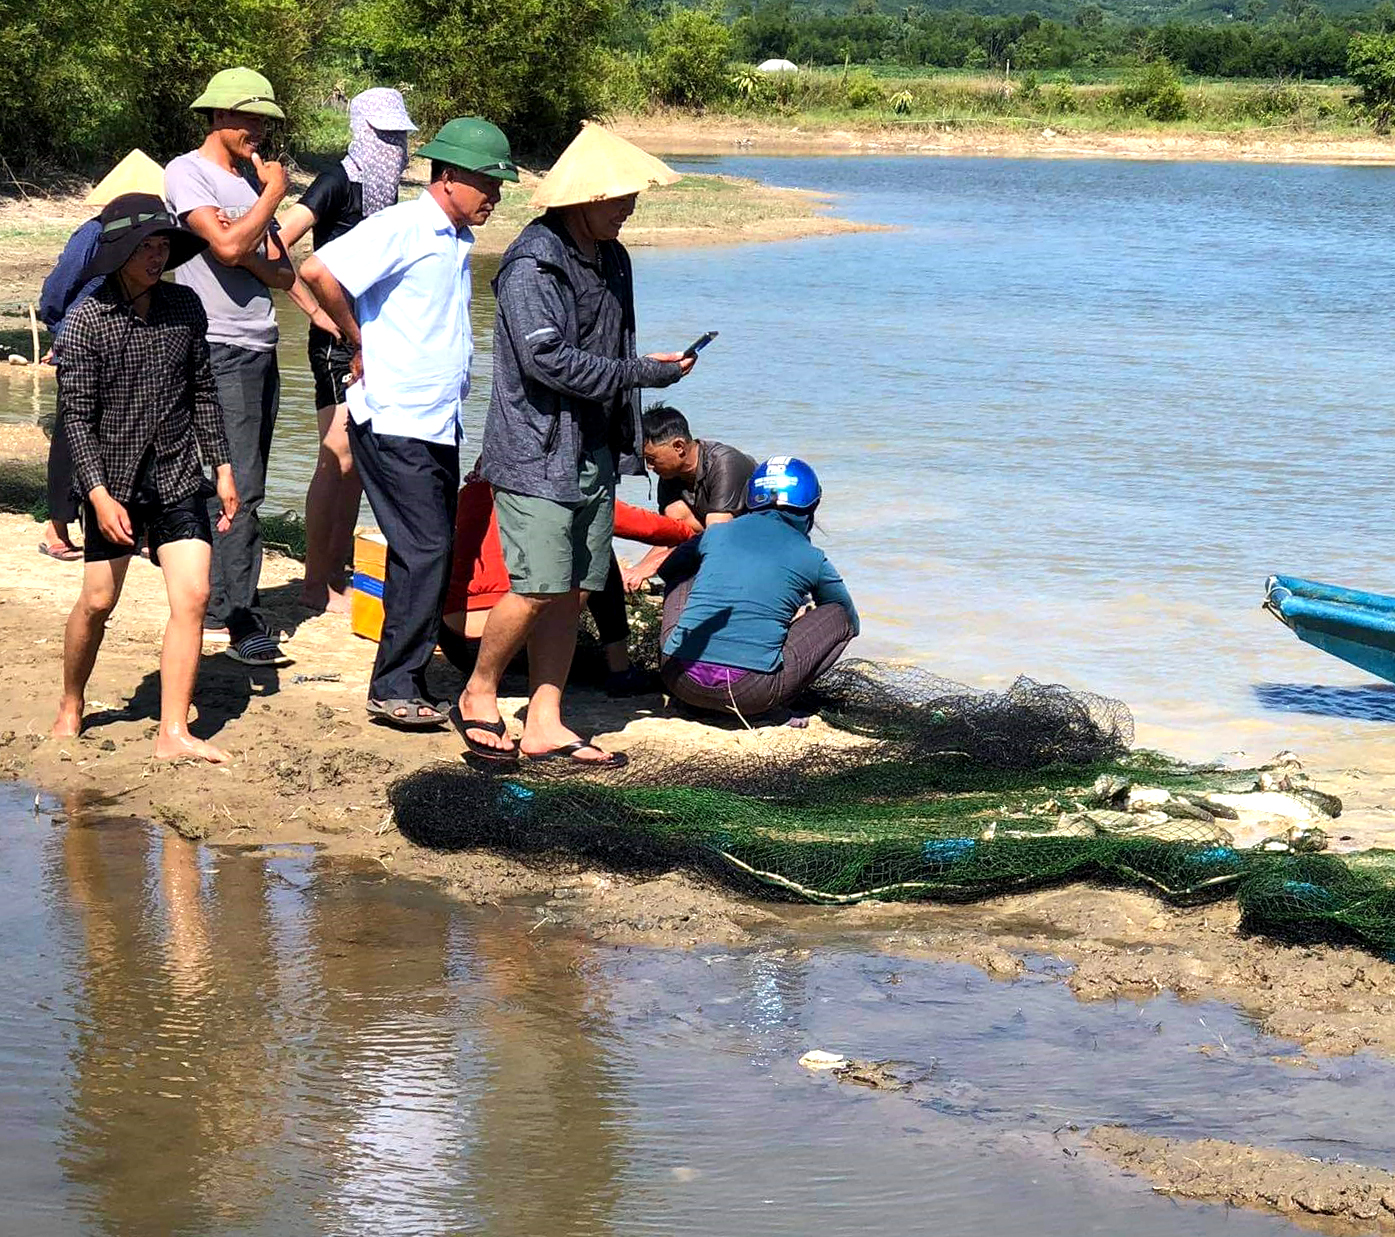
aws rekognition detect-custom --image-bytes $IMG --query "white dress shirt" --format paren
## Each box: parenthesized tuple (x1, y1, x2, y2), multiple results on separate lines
(315, 190, 473, 446)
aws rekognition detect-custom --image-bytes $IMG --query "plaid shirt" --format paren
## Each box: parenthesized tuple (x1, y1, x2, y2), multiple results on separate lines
(59, 280, 230, 505)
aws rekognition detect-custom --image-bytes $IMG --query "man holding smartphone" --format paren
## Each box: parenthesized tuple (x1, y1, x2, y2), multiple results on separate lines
(165, 67, 295, 668)
(460, 122, 693, 765)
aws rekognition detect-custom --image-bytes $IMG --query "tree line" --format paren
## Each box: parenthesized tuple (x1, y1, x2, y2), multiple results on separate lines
(6, 0, 1395, 173)
(729, 1, 1395, 79)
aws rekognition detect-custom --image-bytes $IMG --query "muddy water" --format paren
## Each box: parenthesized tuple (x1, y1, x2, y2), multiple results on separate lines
(4, 781, 1394, 1235)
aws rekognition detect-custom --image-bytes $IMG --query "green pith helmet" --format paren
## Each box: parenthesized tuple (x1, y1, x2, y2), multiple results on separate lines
(190, 67, 286, 120)
(416, 117, 519, 182)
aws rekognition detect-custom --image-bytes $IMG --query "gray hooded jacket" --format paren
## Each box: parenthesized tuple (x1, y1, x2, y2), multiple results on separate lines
(480, 216, 681, 502)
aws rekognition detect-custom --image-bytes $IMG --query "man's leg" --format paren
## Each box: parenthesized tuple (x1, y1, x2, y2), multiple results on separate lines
(52, 556, 130, 738)
(517, 451, 621, 760)
(588, 555, 632, 675)
(461, 592, 551, 752)
(349, 419, 457, 717)
(207, 345, 278, 645)
(151, 537, 228, 764)
(302, 401, 359, 613)
(43, 409, 80, 554)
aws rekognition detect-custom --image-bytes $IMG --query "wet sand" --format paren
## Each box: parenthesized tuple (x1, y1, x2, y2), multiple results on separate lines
(1089, 1127, 1395, 1232)
(613, 114, 1395, 165)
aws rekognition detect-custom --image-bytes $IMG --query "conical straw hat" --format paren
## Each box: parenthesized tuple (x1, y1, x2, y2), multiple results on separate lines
(530, 121, 681, 210)
(84, 150, 167, 207)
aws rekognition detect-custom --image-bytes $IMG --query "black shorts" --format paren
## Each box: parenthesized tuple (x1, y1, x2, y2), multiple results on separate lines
(81, 491, 212, 565)
(308, 325, 355, 409)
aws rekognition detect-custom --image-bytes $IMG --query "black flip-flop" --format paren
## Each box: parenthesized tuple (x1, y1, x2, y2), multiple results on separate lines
(521, 741, 628, 769)
(367, 697, 449, 730)
(450, 707, 518, 761)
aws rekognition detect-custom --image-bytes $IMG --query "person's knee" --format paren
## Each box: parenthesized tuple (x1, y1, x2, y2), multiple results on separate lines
(78, 586, 118, 622)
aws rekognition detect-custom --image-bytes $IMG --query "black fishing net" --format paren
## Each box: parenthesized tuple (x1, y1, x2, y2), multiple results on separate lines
(388, 660, 1395, 957)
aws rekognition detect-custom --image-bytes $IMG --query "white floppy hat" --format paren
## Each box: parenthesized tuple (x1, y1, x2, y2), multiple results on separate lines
(530, 121, 680, 210)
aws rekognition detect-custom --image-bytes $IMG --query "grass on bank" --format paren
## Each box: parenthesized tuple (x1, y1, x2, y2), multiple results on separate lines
(677, 65, 1370, 136)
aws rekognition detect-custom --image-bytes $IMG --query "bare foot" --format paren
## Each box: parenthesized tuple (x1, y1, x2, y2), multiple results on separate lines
(520, 725, 617, 763)
(154, 730, 230, 764)
(51, 705, 82, 739)
(300, 584, 353, 614)
(457, 685, 515, 754)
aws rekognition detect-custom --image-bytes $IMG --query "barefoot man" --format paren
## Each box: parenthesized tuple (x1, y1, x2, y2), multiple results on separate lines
(52, 193, 239, 763)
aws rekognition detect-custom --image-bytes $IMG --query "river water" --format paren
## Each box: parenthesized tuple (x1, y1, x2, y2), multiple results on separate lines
(5, 155, 1395, 764)
(6, 780, 1395, 1235)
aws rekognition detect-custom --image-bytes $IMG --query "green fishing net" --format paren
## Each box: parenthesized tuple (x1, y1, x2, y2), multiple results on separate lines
(388, 660, 1395, 957)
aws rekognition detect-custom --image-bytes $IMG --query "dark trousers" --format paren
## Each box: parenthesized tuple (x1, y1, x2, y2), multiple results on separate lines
(349, 418, 459, 702)
(588, 554, 629, 646)
(659, 578, 854, 717)
(207, 343, 279, 641)
(46, 409, 79, 526)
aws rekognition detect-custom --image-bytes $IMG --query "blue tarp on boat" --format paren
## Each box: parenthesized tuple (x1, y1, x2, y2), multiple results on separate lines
(1264, 575, 1395, 684)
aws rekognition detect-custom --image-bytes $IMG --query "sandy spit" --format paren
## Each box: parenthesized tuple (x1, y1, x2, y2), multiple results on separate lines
(1089, 1126, 1395, 1232)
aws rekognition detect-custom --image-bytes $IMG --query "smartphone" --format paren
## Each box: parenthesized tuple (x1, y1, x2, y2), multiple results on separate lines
(683, 330, 719, 359)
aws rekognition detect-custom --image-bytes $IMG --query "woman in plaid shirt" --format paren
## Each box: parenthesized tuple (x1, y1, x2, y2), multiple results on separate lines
(51, 193, 241, 764)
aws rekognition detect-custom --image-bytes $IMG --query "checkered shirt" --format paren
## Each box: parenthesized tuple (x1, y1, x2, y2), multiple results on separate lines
(58, 280, 231, 505)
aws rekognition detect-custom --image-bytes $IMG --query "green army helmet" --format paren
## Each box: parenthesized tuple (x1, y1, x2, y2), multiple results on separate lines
(190, 67, 286, 120)
(417, 117, 519, 182)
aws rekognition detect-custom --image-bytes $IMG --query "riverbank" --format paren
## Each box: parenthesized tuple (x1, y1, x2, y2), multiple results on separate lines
(612, 112, 1395, 165)
(0, 159, 874, 345)
(3, 436, 1395, 1067)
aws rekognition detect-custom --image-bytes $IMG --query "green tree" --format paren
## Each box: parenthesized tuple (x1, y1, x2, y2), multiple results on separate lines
(644, 5, 731, 108)
(335, 0, 615, 153)
(1348, 30, 1395, 129)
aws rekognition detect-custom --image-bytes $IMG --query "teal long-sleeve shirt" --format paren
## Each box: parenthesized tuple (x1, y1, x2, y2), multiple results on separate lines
(659, 508, 860, 673)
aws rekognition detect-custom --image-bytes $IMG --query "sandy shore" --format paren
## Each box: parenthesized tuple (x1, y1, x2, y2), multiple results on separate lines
(4, 417, 1395, 1080)
(0, 161, 874, 321)
(613, 113, 1395, 165)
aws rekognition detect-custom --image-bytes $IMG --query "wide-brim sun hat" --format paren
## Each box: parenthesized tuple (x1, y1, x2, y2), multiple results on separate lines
(530, 121, 680, 210)
(190, 67, 286, 120)
(416, 117, 519, 181)
(84, 149, 166, 207)
(79, 193, 208, 283)
(351, 86, 417, 133)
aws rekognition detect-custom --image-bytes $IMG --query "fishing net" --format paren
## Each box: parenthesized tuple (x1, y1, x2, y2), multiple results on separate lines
(389, 659, 1395, 958)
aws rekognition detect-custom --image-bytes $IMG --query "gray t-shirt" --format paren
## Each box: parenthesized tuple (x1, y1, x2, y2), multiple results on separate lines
(657, 440, 756, 524)
(164, 152, 277, 351)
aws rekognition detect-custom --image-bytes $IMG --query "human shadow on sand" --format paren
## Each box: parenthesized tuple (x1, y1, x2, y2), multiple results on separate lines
(81, 652, 283, 740)
(1253, 681, 1395, 722)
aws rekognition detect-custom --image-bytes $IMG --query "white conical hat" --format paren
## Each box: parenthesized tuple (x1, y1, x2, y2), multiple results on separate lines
(530, 121, 680, 209)
(84, 150, 167, 207)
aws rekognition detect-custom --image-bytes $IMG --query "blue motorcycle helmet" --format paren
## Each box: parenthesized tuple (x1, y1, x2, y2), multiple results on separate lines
(746, 456, 822, 513)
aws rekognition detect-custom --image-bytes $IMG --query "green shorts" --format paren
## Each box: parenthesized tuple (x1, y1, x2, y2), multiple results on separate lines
(494, 448, 616, 596)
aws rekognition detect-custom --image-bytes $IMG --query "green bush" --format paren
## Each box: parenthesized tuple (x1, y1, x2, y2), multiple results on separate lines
(843, 70, 885, 108)
(1348, 31, 1395, 128)
(1112, 59, 1188, 122)
(643, 6, 732, 109)
(336, 0, 616, 153)
(1045, 79, 1078, 114)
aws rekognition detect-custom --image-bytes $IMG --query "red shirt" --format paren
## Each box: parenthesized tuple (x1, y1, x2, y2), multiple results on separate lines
(442, 483, 694, 616)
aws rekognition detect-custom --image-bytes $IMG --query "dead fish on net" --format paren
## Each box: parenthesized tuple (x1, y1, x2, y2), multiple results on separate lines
(1206, 789, 1341, 821)
(1075, 809, 1235, 846)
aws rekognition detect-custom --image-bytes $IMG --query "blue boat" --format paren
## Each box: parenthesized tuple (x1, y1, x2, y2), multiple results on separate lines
(1264, 575, 1395, 684)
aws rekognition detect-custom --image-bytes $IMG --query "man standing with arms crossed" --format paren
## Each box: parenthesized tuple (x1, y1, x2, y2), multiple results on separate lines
(300, 118, 518, 729)
(165, 67, 294, 668)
